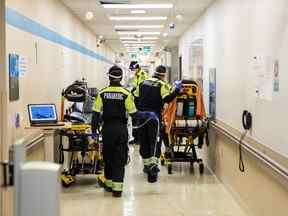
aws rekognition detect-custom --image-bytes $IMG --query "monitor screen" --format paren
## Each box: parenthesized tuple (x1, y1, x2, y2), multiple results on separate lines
(29, 104, 57, 122)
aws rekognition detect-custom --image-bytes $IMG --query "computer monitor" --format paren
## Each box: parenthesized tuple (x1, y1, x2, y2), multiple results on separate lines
(28, 104, 58, 125)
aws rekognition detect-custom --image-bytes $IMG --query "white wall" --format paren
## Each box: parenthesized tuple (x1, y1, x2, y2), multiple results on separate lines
(179, 0, 288, 157)
(5, 0, 115, 145)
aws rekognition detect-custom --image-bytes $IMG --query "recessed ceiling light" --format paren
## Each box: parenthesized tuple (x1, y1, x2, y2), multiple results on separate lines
(176, 14, 183, 20)
(103, 4, 173, 9)
(124, 44, 156, 47)
(120, 37, 159, 40)
(109, 16, 167, 21)
(85, 11, 94, 20)
(118, 32, 161, 35)
(122, 41, 156, 44)
(131, 10, 146, 14)
(163, 32, 168, 37)
(115, 25, 164, 29)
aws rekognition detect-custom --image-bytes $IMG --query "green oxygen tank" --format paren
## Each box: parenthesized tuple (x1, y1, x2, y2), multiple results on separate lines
(187, 100, 195, 118)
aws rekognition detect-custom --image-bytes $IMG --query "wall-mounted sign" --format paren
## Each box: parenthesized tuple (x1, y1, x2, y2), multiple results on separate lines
(9, 53, 20, 101)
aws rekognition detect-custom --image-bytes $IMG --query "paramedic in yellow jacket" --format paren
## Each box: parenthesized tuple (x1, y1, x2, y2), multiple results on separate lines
(130, 62, 149, 96)
(91, 66, 137, 198)
(91, 65, 157, 197)
(134, 65, 183, 183)
(130, 62, 149, 144)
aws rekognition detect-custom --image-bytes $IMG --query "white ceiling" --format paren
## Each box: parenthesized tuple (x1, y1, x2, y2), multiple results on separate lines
(61, 0, 214, 56)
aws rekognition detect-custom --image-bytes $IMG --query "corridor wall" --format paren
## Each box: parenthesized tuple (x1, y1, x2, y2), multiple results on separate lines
(179, 0, 288, 215)
(5, 0, 115, 145)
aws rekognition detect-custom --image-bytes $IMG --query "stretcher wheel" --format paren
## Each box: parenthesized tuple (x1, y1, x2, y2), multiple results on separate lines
(199, 163, 204, 174)
(61, 175, 75, 187)
(190, 161, 194, 172)
(161, 159, 165, 166)
(168, 164, 172, 174)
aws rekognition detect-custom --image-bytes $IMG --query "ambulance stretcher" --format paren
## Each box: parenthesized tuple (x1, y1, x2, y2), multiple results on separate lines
(161, 80, 209, 174)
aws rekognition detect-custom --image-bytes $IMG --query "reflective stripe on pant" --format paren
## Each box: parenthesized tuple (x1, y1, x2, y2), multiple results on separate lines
(105, 179, 113, 188)
(143, 157, 159, 166)
(102, 122, 128, 192)
(139, 120, 161, 162)
(112, 182, 123, 192)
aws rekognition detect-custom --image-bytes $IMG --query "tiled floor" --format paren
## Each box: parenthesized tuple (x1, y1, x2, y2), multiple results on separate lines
(61, 146, 247, 216)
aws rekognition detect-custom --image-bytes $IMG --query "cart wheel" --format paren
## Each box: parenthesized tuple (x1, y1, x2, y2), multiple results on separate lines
(161, 159, 165, 166)
(61, 175, 75, 187)
(190, 161, 194, 172)
(199, 163, 204, 174)
(168, 164, 172, 174)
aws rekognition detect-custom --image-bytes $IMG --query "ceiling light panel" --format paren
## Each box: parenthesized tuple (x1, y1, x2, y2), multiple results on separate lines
(120, 37, 159, 40)
(122, 41, 156, 44)
(124, 44, 156, 47)
(118, 32, 161, 35)
(115, 25, 164, 29)
(109, 16, 167, 21)
(131, 10, 146, 14)
(103, 4, 173, 9)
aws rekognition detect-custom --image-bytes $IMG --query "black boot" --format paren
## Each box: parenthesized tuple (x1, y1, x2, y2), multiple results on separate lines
(112, 191, 122, 197)
(104, 185, 112, 192)
(143, 165, 149, 173)
(147, 164, 160, 183)
(147, 173, 158, 183)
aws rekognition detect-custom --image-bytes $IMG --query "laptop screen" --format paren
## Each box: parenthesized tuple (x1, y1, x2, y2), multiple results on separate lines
(28, 104, 57, 123)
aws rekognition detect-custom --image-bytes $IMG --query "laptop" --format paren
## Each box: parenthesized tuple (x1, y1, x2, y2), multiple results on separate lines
(28, 104, 64, 127)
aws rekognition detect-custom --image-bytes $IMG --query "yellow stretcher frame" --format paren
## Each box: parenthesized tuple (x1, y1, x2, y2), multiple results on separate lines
(59, 124, 104, 187)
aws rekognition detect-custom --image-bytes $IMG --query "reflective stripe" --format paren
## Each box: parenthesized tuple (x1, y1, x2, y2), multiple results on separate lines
(100, 86, 130, 95)
(112, 182, 123, 192)
(143, 158, 150, 166)
(150, 157, 159, 164)
(105, 179, 113, 188)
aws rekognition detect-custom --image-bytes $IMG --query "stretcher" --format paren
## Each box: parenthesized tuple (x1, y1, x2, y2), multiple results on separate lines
(58, 80, 103, 187)
(161, 80, 209, 174)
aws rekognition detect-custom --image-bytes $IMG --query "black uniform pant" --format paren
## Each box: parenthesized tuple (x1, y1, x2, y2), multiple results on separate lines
(132, 97, 139, 143)
(102, 122, 128, 191)
(139, 119, 161, 164)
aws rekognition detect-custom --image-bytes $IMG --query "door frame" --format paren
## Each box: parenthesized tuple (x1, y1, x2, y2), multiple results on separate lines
(0, 1, 6, 216)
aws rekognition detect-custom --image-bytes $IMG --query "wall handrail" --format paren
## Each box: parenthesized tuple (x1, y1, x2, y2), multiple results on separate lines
(23, 133, 45, 151)
(210, 121, 288, 181)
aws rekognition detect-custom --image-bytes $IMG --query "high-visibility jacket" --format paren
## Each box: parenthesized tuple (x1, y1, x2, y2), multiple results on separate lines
(93, 85, 137, 124)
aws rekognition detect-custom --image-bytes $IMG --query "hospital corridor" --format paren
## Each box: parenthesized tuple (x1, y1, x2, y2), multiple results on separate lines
(1, 0, 288, 216)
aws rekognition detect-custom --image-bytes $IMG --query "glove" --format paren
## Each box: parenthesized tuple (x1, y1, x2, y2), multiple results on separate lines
(91, 133, 98, 140)
(174, 80, 183, 92)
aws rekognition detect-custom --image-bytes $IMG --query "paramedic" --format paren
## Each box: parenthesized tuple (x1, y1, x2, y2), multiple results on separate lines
(91, 65, 137, 197)
(134, 65, 183, 183)
(129, 61, 149, 145)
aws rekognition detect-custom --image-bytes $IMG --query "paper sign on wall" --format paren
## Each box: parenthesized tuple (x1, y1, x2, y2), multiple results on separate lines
(252, 56, 274, 101)
(273, 60, 279, 92)
(209, 68, 216, 120)
(19, 55, 28, 76)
